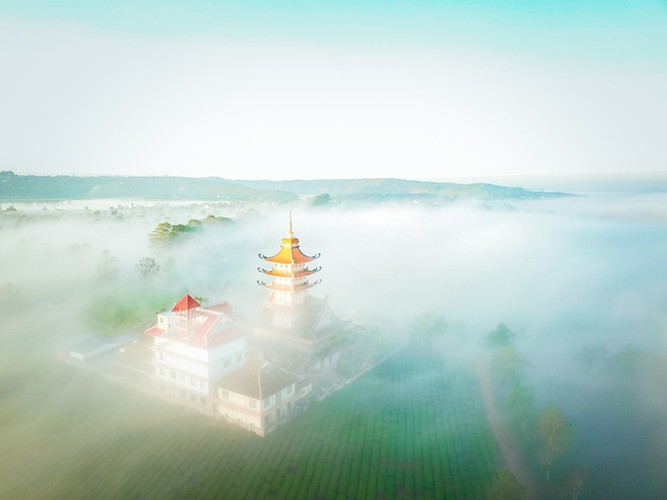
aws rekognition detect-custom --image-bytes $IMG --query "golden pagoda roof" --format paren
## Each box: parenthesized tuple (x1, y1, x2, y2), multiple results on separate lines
(259, 213, 319, 265)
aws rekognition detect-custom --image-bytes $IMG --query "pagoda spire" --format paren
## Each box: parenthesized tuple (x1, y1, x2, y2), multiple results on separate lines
(258, 214, 321, 308)
(288, 210, 293, 238)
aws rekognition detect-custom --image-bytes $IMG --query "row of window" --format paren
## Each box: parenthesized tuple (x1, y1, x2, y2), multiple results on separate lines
(157, 351, 207, 375)
(159, 366, 207, 390)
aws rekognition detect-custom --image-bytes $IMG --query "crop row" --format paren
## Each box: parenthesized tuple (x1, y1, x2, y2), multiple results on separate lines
(2, 347, 500, 499)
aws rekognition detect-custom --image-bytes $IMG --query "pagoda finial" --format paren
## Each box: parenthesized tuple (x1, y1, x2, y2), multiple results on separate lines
(288, 210, 293, 238)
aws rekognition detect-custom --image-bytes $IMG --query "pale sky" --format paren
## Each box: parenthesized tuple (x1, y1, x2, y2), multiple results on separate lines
(1, 1, 666, 180)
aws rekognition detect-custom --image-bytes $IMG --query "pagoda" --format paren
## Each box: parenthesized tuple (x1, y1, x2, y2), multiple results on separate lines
(257, 212, 322, 310)
(256, 214, 345, 377)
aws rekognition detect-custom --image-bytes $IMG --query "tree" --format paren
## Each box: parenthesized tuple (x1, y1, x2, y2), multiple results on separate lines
(136, 257, 160, 279)
(149, 222, 173, 243)
(537, 408, 571, 481)
(149, 219, 203, 245)
(202, 214, 232, 225)
(507, 383, 535, 432)
(487, 322, 515, 348)
(563, 468, 588, 500)
(491, 345, 528, 387)
(310, 193, 331, 206)
(487, 469, 526, 499)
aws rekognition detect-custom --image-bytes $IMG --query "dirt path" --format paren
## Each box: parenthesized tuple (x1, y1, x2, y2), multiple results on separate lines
(476, 362, 538, 499)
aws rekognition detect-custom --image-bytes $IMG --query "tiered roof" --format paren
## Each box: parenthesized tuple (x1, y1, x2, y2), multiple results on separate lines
(258, 266, 321, 278)
(259, 213, 320, 265)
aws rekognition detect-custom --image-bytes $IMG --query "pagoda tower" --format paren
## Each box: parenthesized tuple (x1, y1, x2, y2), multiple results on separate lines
(258, 213, 322, 315)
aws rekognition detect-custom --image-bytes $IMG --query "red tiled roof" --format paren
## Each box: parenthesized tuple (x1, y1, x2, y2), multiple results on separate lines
(188, 312, 220, 348)
(172, 294, 201, 312)
(203, 302, 232, 315)
(205, 327, 248, 349)
(145, 326, 166, 336)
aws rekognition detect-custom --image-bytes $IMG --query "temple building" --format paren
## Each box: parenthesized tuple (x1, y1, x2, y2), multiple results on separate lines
(145, 295, 248, 411)
(257, 212, 322, 328)
(108, 214, 355, 436)
(213, 358, 311, 436)
(255, 214, 345, 380)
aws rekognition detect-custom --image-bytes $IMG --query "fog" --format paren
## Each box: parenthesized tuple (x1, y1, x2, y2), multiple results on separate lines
(2, 189, 667, 497)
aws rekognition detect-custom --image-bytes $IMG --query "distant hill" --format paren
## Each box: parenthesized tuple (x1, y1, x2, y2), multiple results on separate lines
(0, 171, 297, 202)
(0, 171, 568, 202)
(229, 178, 569, 201)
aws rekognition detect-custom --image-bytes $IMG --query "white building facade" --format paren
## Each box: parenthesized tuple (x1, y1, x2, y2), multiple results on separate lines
(146, 295, 248, 411)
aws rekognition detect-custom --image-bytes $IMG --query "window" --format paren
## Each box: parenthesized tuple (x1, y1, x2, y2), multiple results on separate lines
(219, 389, 230, 400)
(285, 385, 294, 396)
(248, 399, 257, 409)
(223, 358, 231, 368)
(275, 391, 282, 403)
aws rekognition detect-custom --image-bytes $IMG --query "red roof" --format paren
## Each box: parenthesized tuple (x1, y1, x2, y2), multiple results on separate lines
(203, 302, 232, 315)
(187, 312, 218, 348)
(145, 326, 166, 336)
(172, 294, 201, 312)
(203, 327, 248, 349)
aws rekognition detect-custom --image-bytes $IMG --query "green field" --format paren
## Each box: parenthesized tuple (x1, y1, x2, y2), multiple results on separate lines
(1, 347, 499, 499)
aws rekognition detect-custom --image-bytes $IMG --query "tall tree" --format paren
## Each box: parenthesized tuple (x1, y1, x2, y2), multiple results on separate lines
(563, 468, 588, 500)
(507, 383, 535, 432)
(491, 345, 528, 387)
(486, 322, 515, 348)
(136, 257, 160, 280)
(537, 408, 571, 481)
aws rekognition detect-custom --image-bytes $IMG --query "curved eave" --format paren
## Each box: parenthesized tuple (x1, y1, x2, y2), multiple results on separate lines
(257, 266, 321, 278)
(257, 280, 321, 292)
(259, 248, 320, 265)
